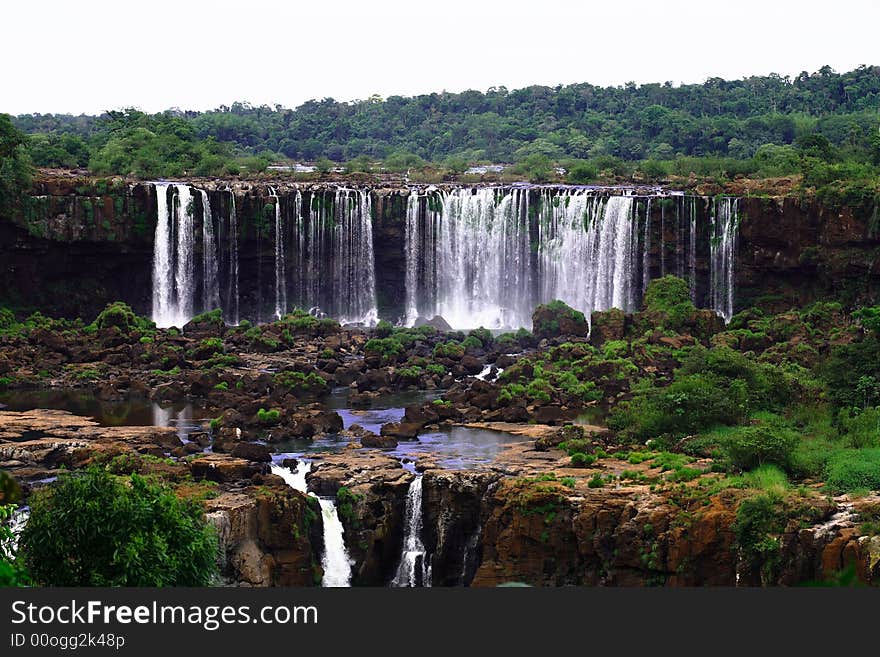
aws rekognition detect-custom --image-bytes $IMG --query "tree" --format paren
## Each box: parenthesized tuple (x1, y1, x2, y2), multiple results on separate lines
(21, 466, 218, 586)
(0, 114, 33, 215)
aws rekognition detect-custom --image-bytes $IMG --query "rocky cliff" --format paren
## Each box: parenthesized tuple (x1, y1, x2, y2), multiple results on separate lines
(2, 175, 878, 322)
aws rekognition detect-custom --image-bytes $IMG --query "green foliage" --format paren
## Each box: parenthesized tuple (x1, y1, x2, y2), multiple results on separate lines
(91, 301, 154, 334)
(733, 492, 786, 581)
(274, 370, 329, 395)
(643, 275, 696, 328)
(365, 337, 404, 361)
(570, 452, 596, 468)
(853, 306, 880, 334)
(87, 109, 236, 178)
(532, 299, 588, 338)
(336, 486, 363, 523)
(213, 382, 229, 391)
(821, 337, 880, 409)
(375, 319, 393, 338)
(0, 114, 33, 216)
(433, 341, 465, 359)
(824, 449, 880, 493)
(256, 408, 281, 424)
(723, 424, 800, 472)
(609, 373, 748, 439)
(20, 466, 217, 586)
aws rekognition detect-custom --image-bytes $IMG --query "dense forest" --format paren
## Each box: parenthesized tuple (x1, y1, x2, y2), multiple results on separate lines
(2, 66, 880, 199)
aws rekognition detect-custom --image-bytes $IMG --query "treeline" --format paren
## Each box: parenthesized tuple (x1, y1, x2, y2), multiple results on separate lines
(11, 65, 880, 167)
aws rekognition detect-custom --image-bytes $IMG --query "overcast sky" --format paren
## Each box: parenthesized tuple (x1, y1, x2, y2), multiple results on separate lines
(3, 0, 878, 115)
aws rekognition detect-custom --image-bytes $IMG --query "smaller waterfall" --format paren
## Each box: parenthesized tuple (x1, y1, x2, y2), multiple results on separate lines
(269, 187, 287, 319)
(152, 183, 196, 328)
(642, 198, 651, 299)
(710, 197, 738, 323)
(392, 475, 431, 587)
(317, 499, 352, 587)
(688, 197, 697, 301)
(152, 183, 173, 325)
(226, 189, 240, 325)
(404, 190, 420, 326)
(332, 189, 378, 326)
(199, 190, 220, 312)
(270, 461, 352, 587)
(460, 520, 482, 586)
(174, 185, 195, 323)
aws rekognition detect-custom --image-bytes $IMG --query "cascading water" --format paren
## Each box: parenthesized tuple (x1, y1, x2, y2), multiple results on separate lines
(225, 189, 240, 325)
(331, 189, 378, 326)
(689, 196, 698, 301)
(152, 183, 173, 325)
(391, 475, 431, 587)
(270, 461, 352, 587)
(404, 190, 420, 327)
(404, 187, 738, 329)
(199, 190, 220, 312)
(407, 187, 533, 329)
(152, 183, 196, 328)
(269, 187, 287, 319)
(539, 192, 640, 319)
(710, 197, 739, 323)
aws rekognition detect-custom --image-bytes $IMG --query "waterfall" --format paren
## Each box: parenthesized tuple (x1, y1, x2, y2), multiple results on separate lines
(688, 196, 697, 301)
(540, 193, 639, 318)
(270, 461, 352, 587)
(269, 187, 287, 319)
(710, 197, 739, 323)
(642, 198, 651, 299)
(404, 190, 420, 326)
(152, 184, 173, 325)
(392, 475, 431, 587)
(317, 499, 352, 587)
(331, 189, 378, 326)
(225, 189, 240, 325)
(406, 187, 532, 329)
(199, 190, 220, 312)
(151, 183, 196, 328)
(659, 200, 666, 277)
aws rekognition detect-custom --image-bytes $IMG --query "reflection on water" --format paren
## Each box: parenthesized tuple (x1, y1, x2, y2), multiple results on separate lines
(275, 387, 523, 470)
(0, 389, 209, 442)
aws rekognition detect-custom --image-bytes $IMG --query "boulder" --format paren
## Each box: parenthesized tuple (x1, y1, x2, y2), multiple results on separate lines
(232, 442, 272, 462)
(380, 422, 421, 440)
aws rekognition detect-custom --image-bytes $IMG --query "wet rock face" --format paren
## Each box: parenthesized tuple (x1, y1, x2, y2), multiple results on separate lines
(307, 452, 412, 585)
(206, 482, 323, 587)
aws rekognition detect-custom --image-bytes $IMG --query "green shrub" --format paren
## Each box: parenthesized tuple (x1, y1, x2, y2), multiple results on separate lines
(274, 370, 329, 395)
(256, 408, 281, 424)
(433, 341, 465, 359)
(0, 307, 16, 332)
(461, 335, 483, 351)
(20, 466, 217, 586)
(838, 407, 880, 448)
(213, 382, 229, 391)
(723, 424, 799, 472)
(824, 449, 880, 493)
(570, 453, 596, 468)
(609, 373, 747, 439)
(365, 337, 404, 360)
(92, 301, 154, 334)
(587, 474, 605, 488)
(733, 492, 786, 581)
(375, 319, 393, 338)
(643, 275, 695, 328)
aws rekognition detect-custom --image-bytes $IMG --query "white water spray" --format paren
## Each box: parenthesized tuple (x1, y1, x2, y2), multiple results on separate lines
(392, 475, 431, 587)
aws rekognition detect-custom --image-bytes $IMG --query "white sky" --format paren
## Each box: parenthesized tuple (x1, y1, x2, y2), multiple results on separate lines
(2, 0, 878, 115)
